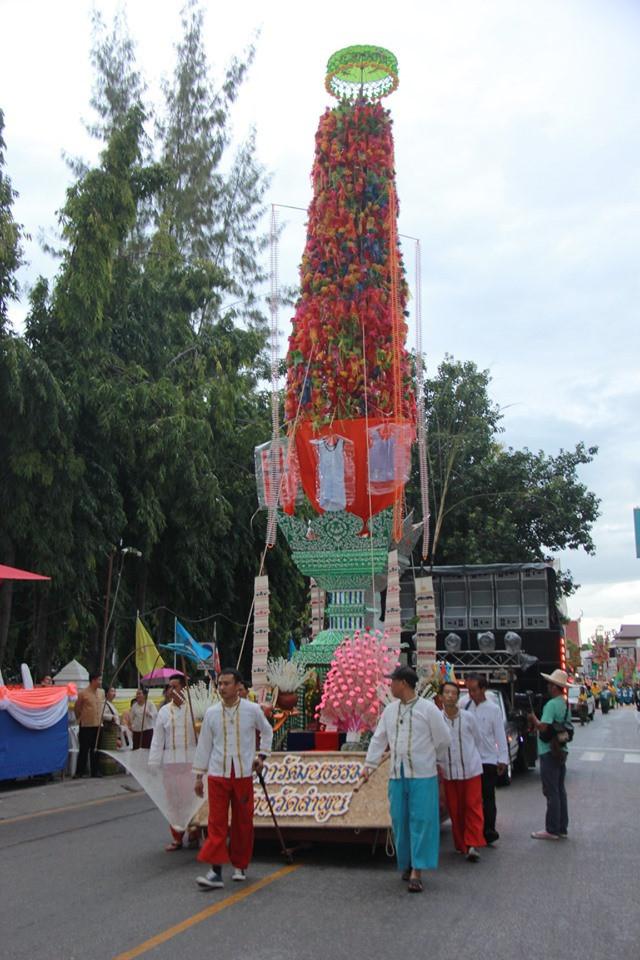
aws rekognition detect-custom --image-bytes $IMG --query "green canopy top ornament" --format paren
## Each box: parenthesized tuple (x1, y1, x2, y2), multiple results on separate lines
(325, 45, 398, 101)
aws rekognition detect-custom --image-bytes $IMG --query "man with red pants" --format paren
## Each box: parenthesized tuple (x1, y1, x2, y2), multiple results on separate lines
(439, 680, 486, 862)
(192, 668, 273, 889)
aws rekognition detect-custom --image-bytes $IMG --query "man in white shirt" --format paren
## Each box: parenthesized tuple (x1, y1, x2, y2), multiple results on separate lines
(464, 673, 509, 845)
(192, 668, 273, 890)
(362, 666, 451, 894)
(149, 674, 199, 851)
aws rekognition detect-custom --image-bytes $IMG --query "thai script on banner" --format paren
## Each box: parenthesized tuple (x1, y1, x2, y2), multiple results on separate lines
(255, 754, 363, 823)
(262, 753, 362, 787)
(254, 785, 353, 823)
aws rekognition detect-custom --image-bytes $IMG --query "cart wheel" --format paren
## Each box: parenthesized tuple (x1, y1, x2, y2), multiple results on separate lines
(284, 852, 294, 865)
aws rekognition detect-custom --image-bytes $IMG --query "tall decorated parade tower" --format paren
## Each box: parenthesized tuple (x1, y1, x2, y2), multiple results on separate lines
(252, 46, 435, 704)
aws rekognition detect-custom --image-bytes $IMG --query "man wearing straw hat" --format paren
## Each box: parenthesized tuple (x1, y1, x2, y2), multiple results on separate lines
(362, 665, 451, 893)
(528, 668, 573, 841)
(148, 674, 199, 851)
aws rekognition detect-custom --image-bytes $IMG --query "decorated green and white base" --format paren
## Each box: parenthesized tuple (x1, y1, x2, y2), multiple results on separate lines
(277, 509, 394, 590)
(274, 508, 422, 729)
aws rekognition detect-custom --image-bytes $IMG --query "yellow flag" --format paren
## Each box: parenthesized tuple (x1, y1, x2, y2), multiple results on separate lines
(135, 617, 165, 676)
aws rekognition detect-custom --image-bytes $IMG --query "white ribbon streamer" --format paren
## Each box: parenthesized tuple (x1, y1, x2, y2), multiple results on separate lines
(103, 749, 203, 832)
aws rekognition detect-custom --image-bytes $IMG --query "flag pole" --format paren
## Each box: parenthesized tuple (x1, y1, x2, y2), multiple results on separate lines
(213, 621, 220, 684)
(173, 617, 177, 671)
(180, 652, 199, 743)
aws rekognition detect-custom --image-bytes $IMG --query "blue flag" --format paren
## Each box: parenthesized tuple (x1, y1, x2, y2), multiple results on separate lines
(161, 620, 213, 664)
(287, 637, 296, 660)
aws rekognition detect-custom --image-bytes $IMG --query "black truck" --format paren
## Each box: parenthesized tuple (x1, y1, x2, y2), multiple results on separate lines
(400, 562, 568, 777)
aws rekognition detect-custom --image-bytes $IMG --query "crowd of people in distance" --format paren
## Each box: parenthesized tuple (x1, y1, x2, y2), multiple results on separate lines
(572, 677, 640, 722)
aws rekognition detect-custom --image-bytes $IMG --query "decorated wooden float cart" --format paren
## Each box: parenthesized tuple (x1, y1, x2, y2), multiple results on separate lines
(195, 46, 444, 848)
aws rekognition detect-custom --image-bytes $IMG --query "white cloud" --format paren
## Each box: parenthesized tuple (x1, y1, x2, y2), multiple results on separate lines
(568, 577, 640, 644)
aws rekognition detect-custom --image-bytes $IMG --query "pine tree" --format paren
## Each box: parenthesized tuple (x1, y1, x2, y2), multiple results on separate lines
(158, 0, 269, 327)
(86, 8, 147, 144)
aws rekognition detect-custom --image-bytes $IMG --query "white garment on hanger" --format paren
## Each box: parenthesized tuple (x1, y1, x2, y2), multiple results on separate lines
(316, 437, 347, 511)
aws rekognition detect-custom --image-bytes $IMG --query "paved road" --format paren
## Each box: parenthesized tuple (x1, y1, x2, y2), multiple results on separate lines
(1, 707, 638, 960)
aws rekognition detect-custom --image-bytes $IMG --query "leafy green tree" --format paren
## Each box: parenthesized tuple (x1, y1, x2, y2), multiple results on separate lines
(423, 356, 502, 562)
(0, 10, 301, 682)
(0, 110, 80, 673)
(413, 355, 600, 595)
(21, 107, 164, 672)
(0, 317, 80, 674)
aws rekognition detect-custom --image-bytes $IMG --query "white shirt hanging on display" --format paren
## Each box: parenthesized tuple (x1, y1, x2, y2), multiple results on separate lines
(367, 422, 412, 494)
(316, 437, 346, 510)
(313, 437, 352, 511)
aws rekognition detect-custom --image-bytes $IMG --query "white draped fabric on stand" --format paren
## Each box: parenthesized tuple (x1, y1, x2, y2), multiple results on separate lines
(20, 664, 34, 689)
(102, 749, 203, 833)
(0, 692, 71, 729)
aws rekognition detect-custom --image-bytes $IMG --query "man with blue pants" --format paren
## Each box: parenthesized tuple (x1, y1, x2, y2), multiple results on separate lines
(363, 666, 451, 892)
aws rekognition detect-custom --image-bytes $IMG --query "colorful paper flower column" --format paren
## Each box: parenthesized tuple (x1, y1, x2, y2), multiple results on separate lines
(253, 48, 422, 701)
(285, 45, 416, 532)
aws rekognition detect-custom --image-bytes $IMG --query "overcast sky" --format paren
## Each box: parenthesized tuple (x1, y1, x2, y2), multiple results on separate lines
(2, 0, 639, 643)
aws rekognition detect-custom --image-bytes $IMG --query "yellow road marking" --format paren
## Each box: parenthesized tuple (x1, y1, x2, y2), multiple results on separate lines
(0, 790, 145, 825)
(112, 863, 300, 960)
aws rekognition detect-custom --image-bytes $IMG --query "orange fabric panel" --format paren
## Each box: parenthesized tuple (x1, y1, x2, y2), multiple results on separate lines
(294, 417, 414, 524)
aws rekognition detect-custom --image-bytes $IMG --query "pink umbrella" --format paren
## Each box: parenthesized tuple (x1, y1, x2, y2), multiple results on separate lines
(0, 563, 50, 583)
(140, 667, 185, 685)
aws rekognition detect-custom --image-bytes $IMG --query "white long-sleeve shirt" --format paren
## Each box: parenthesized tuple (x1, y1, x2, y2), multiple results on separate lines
(440, 709, 483, 780)
(365, 697, 451, 779)
(130, 699, 158, 732)
(192, 699, 273, 779)
(102, 701, 119, 725)
(464, 698, 509, 766)
(148, 702, 198, 765)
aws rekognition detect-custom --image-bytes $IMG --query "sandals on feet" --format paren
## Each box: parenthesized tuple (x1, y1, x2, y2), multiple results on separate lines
(408, 878, 423, 893)
(401, 868, 412, 882)
(165, 841, 183, 852)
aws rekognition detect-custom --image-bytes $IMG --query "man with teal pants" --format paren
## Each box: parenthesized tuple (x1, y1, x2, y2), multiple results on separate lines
(362, 666, 451, 893)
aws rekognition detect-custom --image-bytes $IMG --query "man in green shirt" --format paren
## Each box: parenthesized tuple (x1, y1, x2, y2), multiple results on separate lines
(527, 669, 572, 840)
